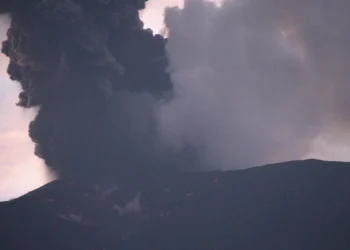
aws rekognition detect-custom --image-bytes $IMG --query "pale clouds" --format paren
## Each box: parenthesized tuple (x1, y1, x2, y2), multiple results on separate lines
(156, 0, 350, 169)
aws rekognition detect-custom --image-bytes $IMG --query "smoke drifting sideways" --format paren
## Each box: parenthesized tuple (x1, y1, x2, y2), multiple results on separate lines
(0, 0, 197, 180)
(157, 0, 350, 169)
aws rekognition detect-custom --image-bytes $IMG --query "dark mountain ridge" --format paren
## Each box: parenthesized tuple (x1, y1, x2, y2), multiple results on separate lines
(1, 159, 350, 250)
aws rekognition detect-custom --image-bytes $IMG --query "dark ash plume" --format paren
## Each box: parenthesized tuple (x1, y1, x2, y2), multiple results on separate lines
(0, 0, 183, 180)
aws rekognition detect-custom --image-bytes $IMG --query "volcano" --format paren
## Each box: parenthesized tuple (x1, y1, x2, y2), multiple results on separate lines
(1, 159, 350, 250)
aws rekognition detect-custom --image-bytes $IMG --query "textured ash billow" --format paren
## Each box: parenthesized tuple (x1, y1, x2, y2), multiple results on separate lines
(158, 0, 350, 168)
(0, 0, 194, 180)
(2, 0, 350, 182)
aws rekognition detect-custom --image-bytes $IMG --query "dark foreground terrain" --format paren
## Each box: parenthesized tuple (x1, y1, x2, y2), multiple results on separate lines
(1, 159, 350, 250)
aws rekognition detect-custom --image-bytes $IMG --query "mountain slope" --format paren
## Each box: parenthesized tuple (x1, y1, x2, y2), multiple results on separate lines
(1, 159, 350, 250)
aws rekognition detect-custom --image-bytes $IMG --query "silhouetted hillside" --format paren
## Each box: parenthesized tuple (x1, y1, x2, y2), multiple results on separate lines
(1, 159, 350, 250)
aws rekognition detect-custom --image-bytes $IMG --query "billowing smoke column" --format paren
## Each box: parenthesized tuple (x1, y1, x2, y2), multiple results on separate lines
(3, 0, 350, 180)
(158, 0, 350, 169)
(0, 0, 180, 179)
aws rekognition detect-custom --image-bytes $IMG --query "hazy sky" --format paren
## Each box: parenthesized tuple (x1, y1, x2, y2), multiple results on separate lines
(0, 15, 54, 201)
(1, 0, 350, 201)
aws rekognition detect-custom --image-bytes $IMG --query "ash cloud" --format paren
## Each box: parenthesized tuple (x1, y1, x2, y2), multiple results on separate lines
(0, 0, 192, 180)
(157, 0, 350, 169)
(2, 0, 350, 180)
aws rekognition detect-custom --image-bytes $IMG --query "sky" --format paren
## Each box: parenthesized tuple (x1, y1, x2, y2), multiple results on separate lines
(0, 14, 54, 201)
(1, 0, 350, 200)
